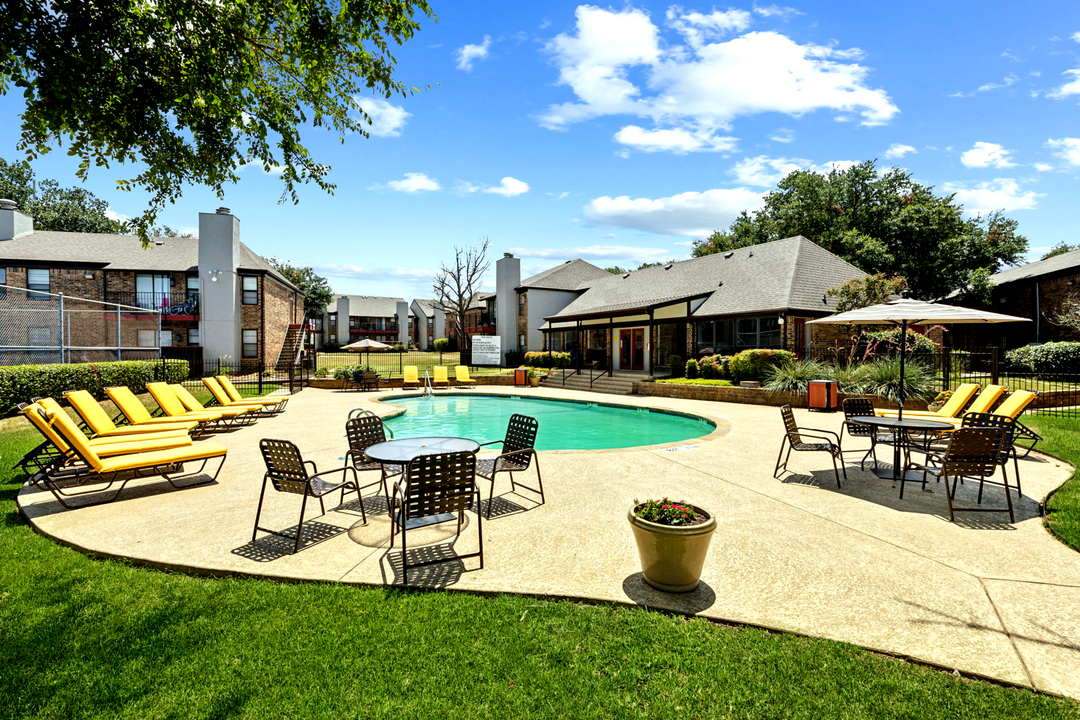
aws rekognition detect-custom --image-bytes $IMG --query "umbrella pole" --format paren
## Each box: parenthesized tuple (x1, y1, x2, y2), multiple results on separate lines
(898, 320, 907, 421)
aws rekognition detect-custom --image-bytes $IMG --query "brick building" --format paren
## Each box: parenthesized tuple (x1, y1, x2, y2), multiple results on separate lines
(0, 202, 304, 368)
(950, 248, 1080, 348)
(324, 295, 409, 347)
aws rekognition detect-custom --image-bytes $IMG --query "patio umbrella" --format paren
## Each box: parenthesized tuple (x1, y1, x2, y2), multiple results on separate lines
(341, 338, 392, 367)
(806, 297, 1028, 420)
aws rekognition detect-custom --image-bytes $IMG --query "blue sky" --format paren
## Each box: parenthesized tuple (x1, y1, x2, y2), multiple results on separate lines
(3, 1, 1080, 301)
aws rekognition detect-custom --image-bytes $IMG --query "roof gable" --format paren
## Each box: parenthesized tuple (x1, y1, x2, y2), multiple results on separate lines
(990, 248, 1080, 286)
(519, 258, 610, 291)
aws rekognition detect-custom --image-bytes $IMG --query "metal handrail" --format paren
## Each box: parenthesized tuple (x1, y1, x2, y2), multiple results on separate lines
(588, 357, 610, 390)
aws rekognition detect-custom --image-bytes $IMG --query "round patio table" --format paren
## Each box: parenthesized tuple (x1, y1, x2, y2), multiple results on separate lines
(364, 436, 481, 527)
(849, 416, 953, 482)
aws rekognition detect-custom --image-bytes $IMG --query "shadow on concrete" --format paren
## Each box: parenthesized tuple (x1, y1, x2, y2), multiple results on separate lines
(621, 572, 716, 614)
(379, 541, 482, 588)
(479, 494, 535, 520)
(232, 520, 348, 562)
(901, 599, 1080, 655)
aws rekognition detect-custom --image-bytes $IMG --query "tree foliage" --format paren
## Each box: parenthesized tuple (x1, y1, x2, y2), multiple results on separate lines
(691, 161, 1028, 300)
(265, 259, 334, 317)
(0, 157, 119, 234)
(1042, 241, 1079, 260)
(433, 239, 490, 350)
(826, 273, 907, 313)
(0, 0, 434, 244)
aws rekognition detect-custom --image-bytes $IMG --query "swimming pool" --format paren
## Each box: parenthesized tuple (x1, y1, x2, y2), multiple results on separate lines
(382, 394, 715, 450)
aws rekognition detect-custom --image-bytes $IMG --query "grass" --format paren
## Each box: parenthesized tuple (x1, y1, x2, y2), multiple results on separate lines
(1, 425, 1077, 717)
(656, 378, 735, 386)
(316, 351, 512, 377)
(1026, 415, 1080, 551)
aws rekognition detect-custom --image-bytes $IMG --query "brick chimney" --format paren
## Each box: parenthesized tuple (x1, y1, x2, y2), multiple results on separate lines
(198, 208, 241, 362)
(0, 199, 34, 241)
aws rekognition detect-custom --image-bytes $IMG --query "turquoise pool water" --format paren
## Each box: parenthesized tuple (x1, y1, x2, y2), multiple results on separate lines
(383, 394, 714, 450)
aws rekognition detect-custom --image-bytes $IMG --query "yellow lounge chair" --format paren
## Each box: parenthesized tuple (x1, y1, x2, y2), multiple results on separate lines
(455, 366, 477, 384)
(433, 366, 450, 387)
(402, 365, 420, 389)
(217, 376, 288, 411)
(18, 403, 194, 489)
(39, 405, 226, 508)
(36, 397, 190, 448)
(931, 385, 1009, 426)
(170, 383, 264, 422)
(938, 389, 1038, 428)
(106, 385, 224, 432)
(875, 383, 980, 419)
(144, 382, 251, 427)
(63, 390, 198, 438)
(203, 377, 282, 414)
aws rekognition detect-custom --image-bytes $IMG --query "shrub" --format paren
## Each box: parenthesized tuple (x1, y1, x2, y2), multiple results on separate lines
(523, 351, 571, 369)
(320, 342, 346, 351)
(851, 356, 937, 403)
(684, 358, 699, 379)
(668, 354, 683, 378)
(331, 364, 373, 380)
(655, 378, 733, 386)
(392, 343, 406, 352)
(433, 338, 449, 352)
(763, 359, 829, 394)
(698, 354, 731, 380)
(727, 349, 796, 383)
(0, 359, 189, 415)
(1005, 342, 1080, 375)
(862, 328, 938, 355)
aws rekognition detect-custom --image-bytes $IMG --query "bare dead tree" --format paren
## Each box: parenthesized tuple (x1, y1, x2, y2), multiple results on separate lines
(432, 238, 491, 349)
(1050, 292, 1080, 336)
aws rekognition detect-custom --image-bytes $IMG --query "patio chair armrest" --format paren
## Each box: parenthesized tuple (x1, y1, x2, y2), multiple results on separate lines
(802, 427, 841, 442)
(497, 447, 536, 461)
(792, 431, 840, 447)
(304, 459, 318, 474)
(478, 440, 505, 448)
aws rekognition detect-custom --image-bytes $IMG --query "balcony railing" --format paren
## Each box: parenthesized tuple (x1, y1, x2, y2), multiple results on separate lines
(348, 323, 399, 332)
(105, 291, 200, 315)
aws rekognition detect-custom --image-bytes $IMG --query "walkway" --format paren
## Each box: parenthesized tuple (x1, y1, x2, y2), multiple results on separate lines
(17, 386, 1080, 699)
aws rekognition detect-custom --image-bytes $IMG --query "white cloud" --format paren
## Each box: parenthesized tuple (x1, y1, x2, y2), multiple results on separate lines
(581, 187, 766, 238)
(769, 127, 794, 143)
(976, 74, 1019, 93)
(614, 125, 738, 153)
(883, 143, 916, 159)
(105, 208, 130, 224)
(352, 96, 411, 137)
(729, 156, 856, 186)
(960, 142, 1016, 168)
(548, 191, 571, 200)
(456, 36, 492, 71)
(1073, 31, 1080, 42)
(666, 6, 752, 48)
(176, 226, 199, 238)
(454, 181, 481, 195)
(508, 244, 673, 265)
(1049, 69, 1080, 98)
(483, 177, 530, 197)
(753, 4, 803, 20)
(1047, 137, 1080, 165)
(237, 161, 286, 175)
(538, 6, 897, 152)
(372, 172, 441, 193)
(1034, 162, 1054, 172)
(308, 263, 433, 281)
(943, 179, 1043, 215)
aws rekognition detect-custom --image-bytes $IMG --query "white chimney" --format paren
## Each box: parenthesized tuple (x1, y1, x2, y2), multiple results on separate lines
(198, 209, 241, 362)
(0, 199, 34, 241)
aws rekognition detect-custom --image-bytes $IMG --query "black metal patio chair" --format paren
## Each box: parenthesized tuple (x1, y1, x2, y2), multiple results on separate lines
(839, 397, 895, 471)
(344, 414, 403, 506)
(774, 404, 846, 488)
(902, 427, 1011, 522)
(476, 414, 543, 518)
(254, 439, 364, 554)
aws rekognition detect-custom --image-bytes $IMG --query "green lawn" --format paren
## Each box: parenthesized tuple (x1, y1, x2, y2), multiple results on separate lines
(1026, 415, 1080, 551)
(1, 425, 1077, 717)
(656, 378, 735, 387)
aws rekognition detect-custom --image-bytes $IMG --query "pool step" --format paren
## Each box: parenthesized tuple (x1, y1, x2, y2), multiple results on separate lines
(542, 369, 646, 395)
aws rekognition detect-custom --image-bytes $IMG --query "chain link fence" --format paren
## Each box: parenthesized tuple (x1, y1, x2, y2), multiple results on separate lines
(0, 284, 163, 365)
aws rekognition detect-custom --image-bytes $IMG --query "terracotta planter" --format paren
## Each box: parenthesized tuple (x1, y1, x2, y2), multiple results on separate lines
(628, 504, 717, 592)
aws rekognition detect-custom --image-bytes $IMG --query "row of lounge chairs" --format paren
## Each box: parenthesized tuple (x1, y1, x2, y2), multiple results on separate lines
(18, 376, 289, 508)
(345, 365, 477, 391)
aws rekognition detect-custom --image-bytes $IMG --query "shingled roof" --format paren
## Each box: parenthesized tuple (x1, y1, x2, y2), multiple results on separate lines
(0, 230, 301, 292)
(336, 295, 406, 317)
(988, 247, 1080, 286)
(519, 258, 610, 291)
(546, 236, 864, 321)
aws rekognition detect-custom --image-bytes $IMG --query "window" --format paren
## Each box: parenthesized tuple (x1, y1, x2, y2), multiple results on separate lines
(187, 276, 199, 291)
(241, 276, 258, 305)
(517, 293, 525, 317)
(519, 334, 526, 352)
(696, 317, 784, 353)
(328, 313, 336, 325)
(27, 268, 49, 300)
(28, 327, 50, 346)
(695, 319, 733, 354)
(242, 329, 258, 358)
(136, 274, 172, 309)
(329, 334, 336, 343)
(188, 329, 201, 346)
(0, 267, 6, 296)
(138, 329, 157, 347)
(158, 330, 173, 347)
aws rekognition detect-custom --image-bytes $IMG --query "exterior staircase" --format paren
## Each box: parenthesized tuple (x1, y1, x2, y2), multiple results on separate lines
(541, 368, 649, 396)
(275, 324, 305, 371)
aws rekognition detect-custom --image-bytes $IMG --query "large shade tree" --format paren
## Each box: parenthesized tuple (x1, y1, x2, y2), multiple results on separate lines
(0, 0, 434, 243)
(265, 259, 335, 317)
(0, 157, 119, 233)
(691, 161, 1028, 300)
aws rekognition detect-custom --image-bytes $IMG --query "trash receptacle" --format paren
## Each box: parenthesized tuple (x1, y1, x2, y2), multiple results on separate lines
(807, 379, 838, 411)
(514, 368, 529, 387)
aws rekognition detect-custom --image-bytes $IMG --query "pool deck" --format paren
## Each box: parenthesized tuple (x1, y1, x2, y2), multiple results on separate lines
(17, 385, 1080, 700)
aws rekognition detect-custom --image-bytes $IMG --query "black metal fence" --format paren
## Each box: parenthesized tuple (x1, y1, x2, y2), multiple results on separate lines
(313, 350, 507, 377)
(159, 355, 310, 399)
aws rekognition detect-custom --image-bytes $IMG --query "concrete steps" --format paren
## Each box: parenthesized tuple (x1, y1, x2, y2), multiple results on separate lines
(542, 369, 648, 395)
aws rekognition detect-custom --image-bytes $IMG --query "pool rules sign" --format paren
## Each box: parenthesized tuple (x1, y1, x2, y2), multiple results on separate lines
(471, 336, 501, 366)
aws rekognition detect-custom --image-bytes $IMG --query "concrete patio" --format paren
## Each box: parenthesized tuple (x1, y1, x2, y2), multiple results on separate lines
(17, 386, 1080, 700)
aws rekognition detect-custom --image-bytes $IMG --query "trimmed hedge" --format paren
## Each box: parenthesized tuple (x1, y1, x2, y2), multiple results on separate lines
(523, 351, 571, 369)
(685, 358, 699, 379)
(728, 349, 797, 383)
(1005, 342, 1080, 375)
(1, 359, 189, 414)
(699, 354, 731, 380)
